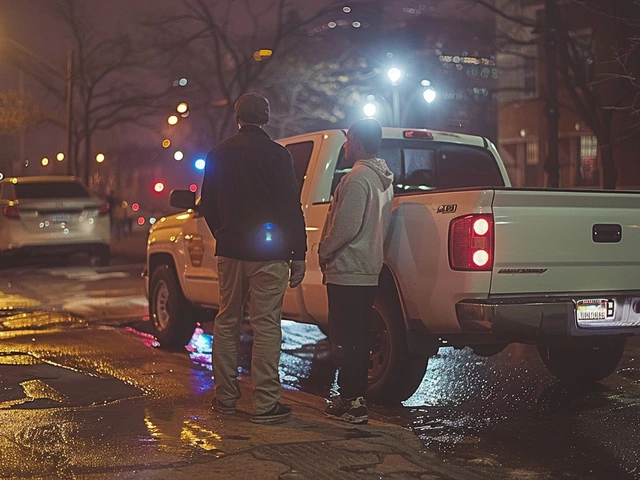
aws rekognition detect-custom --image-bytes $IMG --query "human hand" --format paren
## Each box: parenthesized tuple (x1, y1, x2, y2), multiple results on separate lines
(289, 260, 306, 288)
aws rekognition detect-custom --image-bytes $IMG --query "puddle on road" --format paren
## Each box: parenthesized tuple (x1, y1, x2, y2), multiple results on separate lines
(0, 353, 142, 410)
(181, 321, 337, 397)
(0, 311, 87, 333)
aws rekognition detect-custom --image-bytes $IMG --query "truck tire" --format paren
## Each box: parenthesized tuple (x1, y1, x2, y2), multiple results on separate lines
(366, 294, 432, 404)
(149, 264, 202, 350)
(537, 337, 627, 384)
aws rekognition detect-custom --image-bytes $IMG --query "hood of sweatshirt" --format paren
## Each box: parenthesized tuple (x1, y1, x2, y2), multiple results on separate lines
(358, 157, 394, 190)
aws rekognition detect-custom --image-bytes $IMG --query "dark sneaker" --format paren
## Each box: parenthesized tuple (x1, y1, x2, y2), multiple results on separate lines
(211, 397, 236, 414)
(325, 396, 368, 424)
(251, 402, 292, 424)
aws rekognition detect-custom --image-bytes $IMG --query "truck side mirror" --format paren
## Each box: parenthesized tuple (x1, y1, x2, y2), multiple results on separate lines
(170, 190, 196, 210)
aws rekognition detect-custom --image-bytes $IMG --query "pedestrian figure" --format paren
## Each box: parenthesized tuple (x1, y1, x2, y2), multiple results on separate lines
(200, 92, 307, 424)
(319, 118, 394, 424)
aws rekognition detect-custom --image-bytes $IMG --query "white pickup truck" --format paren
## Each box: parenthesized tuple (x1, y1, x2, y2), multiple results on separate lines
(144, 127, 640, 403)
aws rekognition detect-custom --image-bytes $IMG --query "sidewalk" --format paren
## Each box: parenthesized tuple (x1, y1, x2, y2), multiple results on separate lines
(185, 384, 490, 480)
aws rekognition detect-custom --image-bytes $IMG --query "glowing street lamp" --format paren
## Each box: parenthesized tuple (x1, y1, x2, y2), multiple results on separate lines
(56, 152, 65, 162)
(41, 157, 49, 166)
(168, 115, 179, 126)
(174, 150, 184, 161)
(162, 139, 171, 148)
(423, 87, 437, 104)
(176, 102, 188, 114)
(422, 79, 436, 104)
(387, 67, 402, 85)
(363, 102, 377, 117)
(95, 153, 105, 163)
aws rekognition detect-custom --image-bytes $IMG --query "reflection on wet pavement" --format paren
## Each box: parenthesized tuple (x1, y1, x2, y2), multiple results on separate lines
(177, 321, 640, 479)
(185, 320, 338, 397)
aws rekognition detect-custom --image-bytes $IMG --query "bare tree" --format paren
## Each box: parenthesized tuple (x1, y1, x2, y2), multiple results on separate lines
(261, 36, 376, 138)
(143, 0, 378, 144)
(473, 0, 640, 189)
(55, 0, 170, 185)
(0, 90, 59, 135)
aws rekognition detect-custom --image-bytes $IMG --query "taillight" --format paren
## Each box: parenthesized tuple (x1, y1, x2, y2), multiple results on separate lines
(98, 202, 110, 216)
(2, 205, 20, 220)
(448, 214, 493, 271)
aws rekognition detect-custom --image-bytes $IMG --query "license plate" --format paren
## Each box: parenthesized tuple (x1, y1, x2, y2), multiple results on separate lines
(51, 214, 70, 223)
(576, 299, 615, 322)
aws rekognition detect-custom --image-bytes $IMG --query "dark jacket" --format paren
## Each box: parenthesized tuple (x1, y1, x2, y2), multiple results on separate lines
(200, 125, 307, 262)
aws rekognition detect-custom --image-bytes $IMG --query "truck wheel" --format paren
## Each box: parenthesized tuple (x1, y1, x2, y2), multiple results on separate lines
(149, 264, 201, 350)
(537, 337, 627, 384)
(366, 295, 432, 404)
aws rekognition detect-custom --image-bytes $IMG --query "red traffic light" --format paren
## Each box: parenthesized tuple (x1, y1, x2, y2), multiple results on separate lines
(154, 182, 165, 193)
(137, 216, 145, 226)
(131, 203, 140, 212)
(189, 183, 198, 193)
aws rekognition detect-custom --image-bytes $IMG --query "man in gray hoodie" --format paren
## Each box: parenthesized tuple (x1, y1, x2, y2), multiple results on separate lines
(319, 118, 394, 424)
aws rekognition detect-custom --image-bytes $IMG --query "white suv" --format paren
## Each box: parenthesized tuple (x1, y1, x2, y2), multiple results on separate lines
(0, 176, 111, 267)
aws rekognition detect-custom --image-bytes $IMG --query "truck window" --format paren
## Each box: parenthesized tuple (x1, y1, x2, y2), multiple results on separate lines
(285, 141, 314, 192)
(328, 139, 504, 197)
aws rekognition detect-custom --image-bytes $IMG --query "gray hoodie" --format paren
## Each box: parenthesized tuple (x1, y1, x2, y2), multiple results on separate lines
(319, 157, 394, 286)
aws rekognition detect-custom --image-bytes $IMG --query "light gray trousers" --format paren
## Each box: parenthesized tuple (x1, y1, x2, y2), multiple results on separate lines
(213, 256, 289, 414)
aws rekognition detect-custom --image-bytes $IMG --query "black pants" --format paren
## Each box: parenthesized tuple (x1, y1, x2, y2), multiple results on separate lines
(327, 283, 377, 399)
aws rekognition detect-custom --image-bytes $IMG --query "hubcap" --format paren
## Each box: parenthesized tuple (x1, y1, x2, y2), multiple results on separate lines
(153, 280, 170, 331)
(368, 307, 390, 385)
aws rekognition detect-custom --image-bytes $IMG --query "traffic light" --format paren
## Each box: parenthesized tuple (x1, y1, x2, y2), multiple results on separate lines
(154, 182, 165, 193)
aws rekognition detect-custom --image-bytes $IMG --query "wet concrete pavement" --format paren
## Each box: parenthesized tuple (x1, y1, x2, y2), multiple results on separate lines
(0, 317, 482, 479)
(2, 257, 640, 478)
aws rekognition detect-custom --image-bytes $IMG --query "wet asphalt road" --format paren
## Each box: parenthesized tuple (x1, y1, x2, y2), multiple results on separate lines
(1, 258, 639, 479)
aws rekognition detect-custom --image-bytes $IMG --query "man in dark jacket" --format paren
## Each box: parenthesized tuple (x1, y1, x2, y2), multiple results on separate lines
(200, 93, 307, 424)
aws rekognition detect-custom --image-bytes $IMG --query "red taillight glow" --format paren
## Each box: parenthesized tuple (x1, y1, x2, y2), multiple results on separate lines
(98, 202, 110, 216)
(2, 205, 20, 219)
(137, 216, 145, 226)
(448, 214, 494, 271)
(403, 130, 434, 140)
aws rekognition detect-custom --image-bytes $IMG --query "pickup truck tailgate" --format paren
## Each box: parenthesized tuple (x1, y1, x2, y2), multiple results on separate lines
(490, 189, 640, 295)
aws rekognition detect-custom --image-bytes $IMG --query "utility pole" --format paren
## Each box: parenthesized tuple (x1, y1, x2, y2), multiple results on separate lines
(4, 37, 74, 175)
(65, 50, 74, 175)
(543, 0, 560, 188)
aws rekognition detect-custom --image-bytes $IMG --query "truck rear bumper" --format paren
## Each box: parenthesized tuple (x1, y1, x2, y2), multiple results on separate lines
(456, 295, 640, 339)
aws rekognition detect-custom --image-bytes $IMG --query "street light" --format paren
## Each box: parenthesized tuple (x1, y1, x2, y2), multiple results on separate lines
(41, 157, 49, 167)
(174, 150, 184, 161)
(168, 115, 178, 126)
(96, 153, 105, 163)
(388, 68, 402, 127)
(56, 152, 65, 161)
(363, 102, 377, 117)
(421, 79, 436, 104)
(176, 102, 188, 114)
(423, 87, 436, 104)
(387, 67, 402, 85)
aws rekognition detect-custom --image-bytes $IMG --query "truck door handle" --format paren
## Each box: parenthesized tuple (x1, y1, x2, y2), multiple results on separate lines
(592, 224, 622, 243)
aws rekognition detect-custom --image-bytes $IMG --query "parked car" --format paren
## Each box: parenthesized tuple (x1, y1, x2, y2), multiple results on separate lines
(0, 176, 111, 267)
(144, 127, 640, 403)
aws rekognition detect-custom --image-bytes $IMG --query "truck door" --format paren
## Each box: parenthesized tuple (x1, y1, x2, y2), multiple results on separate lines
(279, 134, 325, 321)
